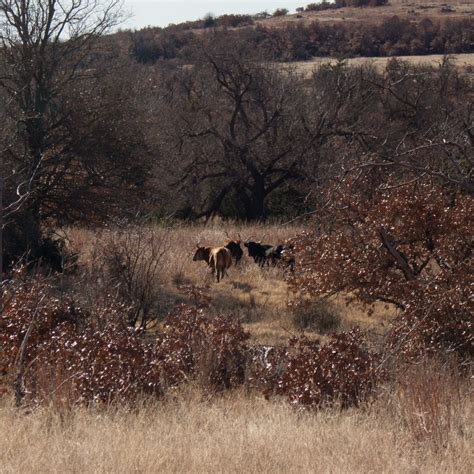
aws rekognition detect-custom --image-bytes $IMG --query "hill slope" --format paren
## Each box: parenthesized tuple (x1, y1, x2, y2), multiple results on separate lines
(260, 0, 473, 28)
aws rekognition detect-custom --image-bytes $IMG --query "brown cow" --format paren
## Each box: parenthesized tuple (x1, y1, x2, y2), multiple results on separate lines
(193, 245, 232, 282)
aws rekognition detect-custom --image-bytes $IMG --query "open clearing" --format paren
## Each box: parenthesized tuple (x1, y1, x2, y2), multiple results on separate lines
(1, 225, 472, 473)
(68, 222, 398, 347)
(288, 53, 474, 75)
(2, 226, 472, 473)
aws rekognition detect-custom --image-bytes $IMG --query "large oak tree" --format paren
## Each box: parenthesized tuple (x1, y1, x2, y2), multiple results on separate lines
(154, 37, 325, 220)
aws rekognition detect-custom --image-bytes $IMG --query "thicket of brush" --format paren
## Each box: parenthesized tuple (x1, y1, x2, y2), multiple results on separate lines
(0, 217, 472, 466)
(0, 268, 382, 409)
(1, 252, 471, 420)
(0, 2, 471, 467)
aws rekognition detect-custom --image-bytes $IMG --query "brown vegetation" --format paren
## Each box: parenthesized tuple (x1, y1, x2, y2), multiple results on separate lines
(0, 218, 471, 468)
(0, 2, 472, 470)
(1, 386, 472, 473)
(2, 1, 472, 268)
(130, 15, 474, 63)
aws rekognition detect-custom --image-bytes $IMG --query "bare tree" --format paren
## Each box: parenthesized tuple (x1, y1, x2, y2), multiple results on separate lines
(0, 1, 150, 271)
(98, 225, 169, 330)
(0, 0, 124, 202)
(337, 58, 473, 194)
(155, 38, 323, 220)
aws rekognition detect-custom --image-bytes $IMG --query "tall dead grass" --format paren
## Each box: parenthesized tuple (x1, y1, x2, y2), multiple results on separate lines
(393, 358, 469, 448)
(68, 221, 302, 282)
(1, 384, 472, 474)
(2, 223, 472, 472)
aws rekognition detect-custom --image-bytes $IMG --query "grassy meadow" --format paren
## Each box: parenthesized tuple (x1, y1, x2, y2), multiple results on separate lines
(1, 0, 473, 470)
(289, 53, 474, 77)
(65, 222, 397, 345)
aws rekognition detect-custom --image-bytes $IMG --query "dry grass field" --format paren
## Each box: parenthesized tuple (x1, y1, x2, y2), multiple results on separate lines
(288, 52, 474, 76)
(1, 378, 472, 473)
(1, 222, 473, 472)
(0, 0, 474, 474)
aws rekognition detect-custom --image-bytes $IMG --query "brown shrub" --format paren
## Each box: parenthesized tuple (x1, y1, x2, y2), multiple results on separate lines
(263, 329, 385, 408)
(0, 269, 163, 406)
(387, 283, 473, 365)
(159, 305, 250, 392)
(96, 225, 169, 329)
(289, 181, 473, 365)
(0, 270, 251, 405)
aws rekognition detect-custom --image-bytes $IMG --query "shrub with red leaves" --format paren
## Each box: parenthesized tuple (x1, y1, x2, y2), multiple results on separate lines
(288, 179, 473, 364)
(387, 264, 473, 363)
(159, 305, 250, 391)
(269, 330, 384, 408)
(0, 269, 163, 404)
(0, 271, 251, 404)
(246, 344, 288, 394)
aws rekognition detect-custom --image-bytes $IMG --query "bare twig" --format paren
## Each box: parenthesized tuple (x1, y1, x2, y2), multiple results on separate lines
(14, 294, 45, 407)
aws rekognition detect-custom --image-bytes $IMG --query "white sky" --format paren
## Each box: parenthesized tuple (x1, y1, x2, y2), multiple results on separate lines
(122, 1, 307, 29)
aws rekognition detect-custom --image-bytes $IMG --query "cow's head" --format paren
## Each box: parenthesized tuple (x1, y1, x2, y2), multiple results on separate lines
(193, 245, 210, 262)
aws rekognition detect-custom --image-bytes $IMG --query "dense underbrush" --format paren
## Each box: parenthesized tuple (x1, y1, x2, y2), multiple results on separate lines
(0, 269, 383, 408)
(1, 265, 470, 414)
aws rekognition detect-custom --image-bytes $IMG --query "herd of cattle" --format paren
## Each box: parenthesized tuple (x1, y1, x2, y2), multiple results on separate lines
(193, 238, 295, 282)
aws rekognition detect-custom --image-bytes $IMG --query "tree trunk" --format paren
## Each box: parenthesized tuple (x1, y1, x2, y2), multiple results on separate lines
(241, 178, 267, 221)
(3, 206, 43, 271)
(1, 156, 3, 310)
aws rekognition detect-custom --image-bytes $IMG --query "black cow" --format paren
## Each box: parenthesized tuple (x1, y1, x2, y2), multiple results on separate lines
(244, 241, 273, 266)
(245, 241, 296, 271)
(225, 240, 243, 265)
(265, 244, 284, 265)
